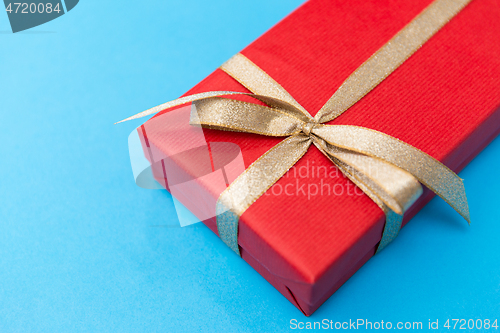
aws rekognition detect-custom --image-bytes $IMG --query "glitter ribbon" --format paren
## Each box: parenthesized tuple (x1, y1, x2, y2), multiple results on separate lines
(119, 0, 472, 255)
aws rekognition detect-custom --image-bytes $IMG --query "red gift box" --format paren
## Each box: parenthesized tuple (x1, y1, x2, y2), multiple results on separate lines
(132, 0, 500, 315)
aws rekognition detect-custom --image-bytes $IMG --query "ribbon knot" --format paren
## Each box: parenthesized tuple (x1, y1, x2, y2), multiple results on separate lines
(301, 122, 316, 136)
(118, 0, 472, 256)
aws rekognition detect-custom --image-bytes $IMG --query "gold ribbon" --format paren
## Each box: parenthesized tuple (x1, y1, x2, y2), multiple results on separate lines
(119, 0, 472, 255)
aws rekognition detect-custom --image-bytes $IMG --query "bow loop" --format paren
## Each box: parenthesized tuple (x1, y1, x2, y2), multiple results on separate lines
(191, 97, 305, 137)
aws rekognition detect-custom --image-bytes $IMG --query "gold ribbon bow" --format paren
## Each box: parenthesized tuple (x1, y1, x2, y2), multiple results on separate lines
(119, 0, 472, 255)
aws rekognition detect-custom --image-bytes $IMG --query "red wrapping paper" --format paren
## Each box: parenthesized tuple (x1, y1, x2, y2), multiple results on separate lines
(137, 0, 500, 315)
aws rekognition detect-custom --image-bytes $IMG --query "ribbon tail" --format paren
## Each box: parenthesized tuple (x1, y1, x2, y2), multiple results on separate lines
(329, 161, 405, 253)
(313, 138, 423, 215)
(216, 135, 312, 255)
(335, 161, 404, 253)
(116, 91, 249, 123)
(377, 210, 404, 253)
(335, 162, 404, 253)
(313, 139, 422, 252)
(323, 154, 404, 253)
(116, 90, 312, 125)
(313, 125, 470, 223)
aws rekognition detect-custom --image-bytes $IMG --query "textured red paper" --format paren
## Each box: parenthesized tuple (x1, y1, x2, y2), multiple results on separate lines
(140, 0, 500, 315)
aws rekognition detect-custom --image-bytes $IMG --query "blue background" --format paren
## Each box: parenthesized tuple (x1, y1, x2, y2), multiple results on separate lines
(1, 1, 499, 332)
